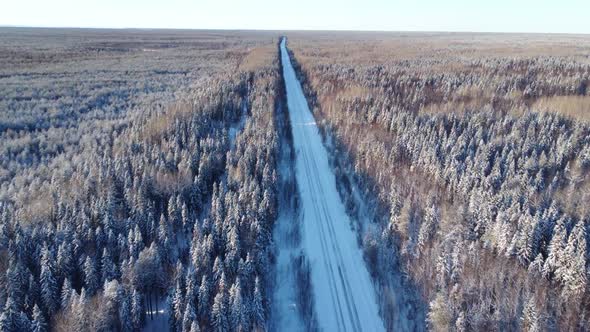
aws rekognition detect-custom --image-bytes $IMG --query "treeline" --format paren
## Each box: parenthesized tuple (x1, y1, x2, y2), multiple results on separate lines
(287, 36, 590, 331)
(0, 30, 282, 331)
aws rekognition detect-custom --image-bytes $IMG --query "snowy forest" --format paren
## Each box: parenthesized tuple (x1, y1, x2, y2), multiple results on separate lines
(0, 29, 283, 331)
(1, 28, 590, 332)
(287, 32, 590, 331)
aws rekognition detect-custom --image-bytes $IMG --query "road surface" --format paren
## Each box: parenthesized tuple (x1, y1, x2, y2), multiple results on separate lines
(280, 38, 385, 332)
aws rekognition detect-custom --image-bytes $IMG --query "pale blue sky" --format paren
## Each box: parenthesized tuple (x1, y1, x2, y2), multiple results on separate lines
(1, 0, 589, 34)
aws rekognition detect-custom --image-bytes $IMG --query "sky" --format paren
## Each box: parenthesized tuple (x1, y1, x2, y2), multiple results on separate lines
(1, 0, 589, 34)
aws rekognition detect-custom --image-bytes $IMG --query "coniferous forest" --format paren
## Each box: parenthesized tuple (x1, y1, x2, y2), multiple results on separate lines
(1, 28, 590, 331)
(287, 32, 590, 331)
(0, 29, 282, 331)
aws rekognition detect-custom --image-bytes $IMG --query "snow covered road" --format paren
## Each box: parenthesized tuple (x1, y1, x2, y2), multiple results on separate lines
(280, 38, 385, 332)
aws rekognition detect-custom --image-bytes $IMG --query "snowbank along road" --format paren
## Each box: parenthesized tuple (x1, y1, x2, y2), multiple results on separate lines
(280, 38, 385, 332)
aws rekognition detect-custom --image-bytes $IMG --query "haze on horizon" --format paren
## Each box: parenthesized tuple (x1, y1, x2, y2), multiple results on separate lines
(1, 0, 589, 34)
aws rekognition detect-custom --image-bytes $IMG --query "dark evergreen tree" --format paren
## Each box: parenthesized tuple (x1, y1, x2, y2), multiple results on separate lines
(119, 293, 133, 332)
(229, 278, 245, 331)
(197, 275, 210, 324)
(60, 278, 73, 309)
(31, 304, 47, 332)
(83, 255, 99, 296)
(6, 260, 26, 311)
(131, 289, 144, 331)
(0, 296, 17, 332)
(251, 276, 265, 331)
(211, 290, 228, 332)
(57, 241, 73, 282)
(40, 246, 58, 316)
(173, 282, 185, 332)
(101, 248, 117, 284)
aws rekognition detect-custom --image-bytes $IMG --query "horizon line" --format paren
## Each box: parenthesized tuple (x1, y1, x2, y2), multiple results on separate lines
(1, 24, 589, 36)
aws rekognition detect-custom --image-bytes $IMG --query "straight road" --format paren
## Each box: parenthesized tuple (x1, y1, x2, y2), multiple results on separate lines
(280, 37, 385, 332)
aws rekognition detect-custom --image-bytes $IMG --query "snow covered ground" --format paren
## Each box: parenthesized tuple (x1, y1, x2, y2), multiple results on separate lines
(280, 38, 385, 332)
(272, 99, 305, 331)
(272, 187, 305, 331)
(141, 296, 168, 332)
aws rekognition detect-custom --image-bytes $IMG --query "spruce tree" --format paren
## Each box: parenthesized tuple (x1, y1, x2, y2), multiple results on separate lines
(0, 296, 17, 332)
(60, 278, 73, 309)
(198, 275, 210, 324)
(118, 293, 133, 332)
(251, 277, 265, 331)
(131, 289, 143, 331)
(211, 291, 228, 332)
(83, 256, 99, 296)
(31, 304, 47, 332)
(101, 248, 116, 284)
(40, 246, 58, 315)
